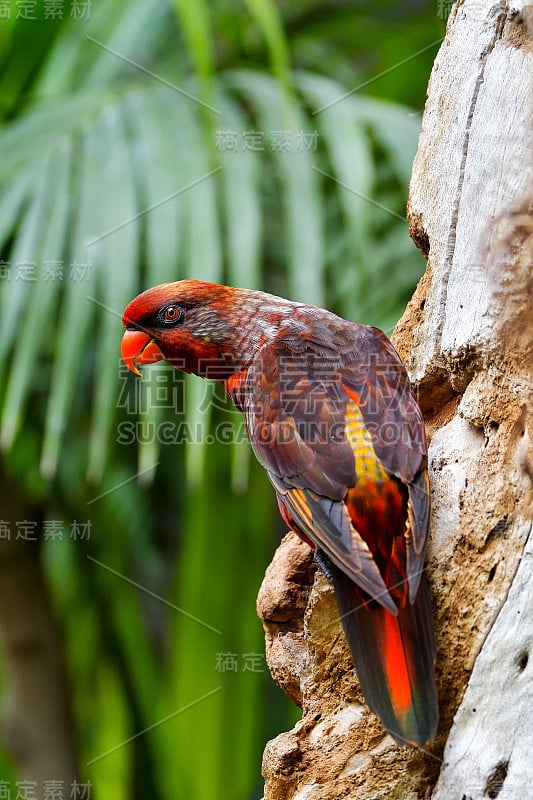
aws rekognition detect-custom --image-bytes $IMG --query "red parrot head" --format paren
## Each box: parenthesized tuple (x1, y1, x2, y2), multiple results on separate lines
(121, 280, 294, 379)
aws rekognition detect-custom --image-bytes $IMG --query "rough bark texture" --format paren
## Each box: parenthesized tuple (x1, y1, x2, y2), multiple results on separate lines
(258, 2, 533, 798)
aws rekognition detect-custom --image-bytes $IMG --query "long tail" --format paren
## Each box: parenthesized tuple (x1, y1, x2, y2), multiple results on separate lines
(331, 566, 438, 747)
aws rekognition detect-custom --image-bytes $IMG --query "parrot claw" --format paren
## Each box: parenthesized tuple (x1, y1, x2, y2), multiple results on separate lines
(314, 550, 334, 582)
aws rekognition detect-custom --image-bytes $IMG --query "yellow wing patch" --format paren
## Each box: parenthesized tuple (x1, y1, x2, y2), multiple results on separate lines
(289, 487, 315, 529)
(345, 398, 388, 486)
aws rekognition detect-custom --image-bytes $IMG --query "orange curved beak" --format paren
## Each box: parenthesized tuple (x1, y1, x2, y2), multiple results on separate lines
(121, 329, 165, 376)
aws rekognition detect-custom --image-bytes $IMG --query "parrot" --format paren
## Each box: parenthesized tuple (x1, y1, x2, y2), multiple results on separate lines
(121, 280, 438, 747)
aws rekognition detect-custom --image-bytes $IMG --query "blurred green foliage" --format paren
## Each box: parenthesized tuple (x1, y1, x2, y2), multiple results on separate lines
(0, 1, 444, 798)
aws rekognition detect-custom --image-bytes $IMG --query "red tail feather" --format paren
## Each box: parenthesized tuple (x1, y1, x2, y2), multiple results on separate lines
(332, 565, 438, 746)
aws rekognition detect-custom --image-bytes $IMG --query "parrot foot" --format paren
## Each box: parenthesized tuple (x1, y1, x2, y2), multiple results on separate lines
(314, 550, 334, 582)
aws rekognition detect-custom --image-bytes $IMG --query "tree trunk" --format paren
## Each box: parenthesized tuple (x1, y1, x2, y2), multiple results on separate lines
(0, 469, 80, 796)
(258, 2, 533, 798)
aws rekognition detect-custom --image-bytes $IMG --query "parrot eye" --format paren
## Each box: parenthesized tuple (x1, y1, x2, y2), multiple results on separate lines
(160, 305, 183, 325)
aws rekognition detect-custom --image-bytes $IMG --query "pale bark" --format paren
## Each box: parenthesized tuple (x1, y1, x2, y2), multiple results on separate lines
(259, 2, 533, 798)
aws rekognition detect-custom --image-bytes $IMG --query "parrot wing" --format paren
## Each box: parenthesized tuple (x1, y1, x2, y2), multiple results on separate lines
(243, 323, 429, 607)
(340, 326, 430, 598)
(243, 324, 438, 745)
(268, 474, 397, 613)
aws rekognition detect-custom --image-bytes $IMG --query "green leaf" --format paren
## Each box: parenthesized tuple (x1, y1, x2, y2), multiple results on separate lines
(162, 94, 222, 283)
(1, 140, 72, 449)
(225, 70, 325, 306)
(40, 126, 101, 478)
(0, 90, 99, 177)
(296, 71, 374, 277)
(354, 96, 421, 186)
(87, 102, 140, 482)
(0, 170, 31, 258)
(216, 92, 262, 290)
(125, 88, 183, 287)
(0, 159, 55, 369)
(243, 0, 291, 89)
(83, 0, 169, 89)
(170, 0, 217, 116)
